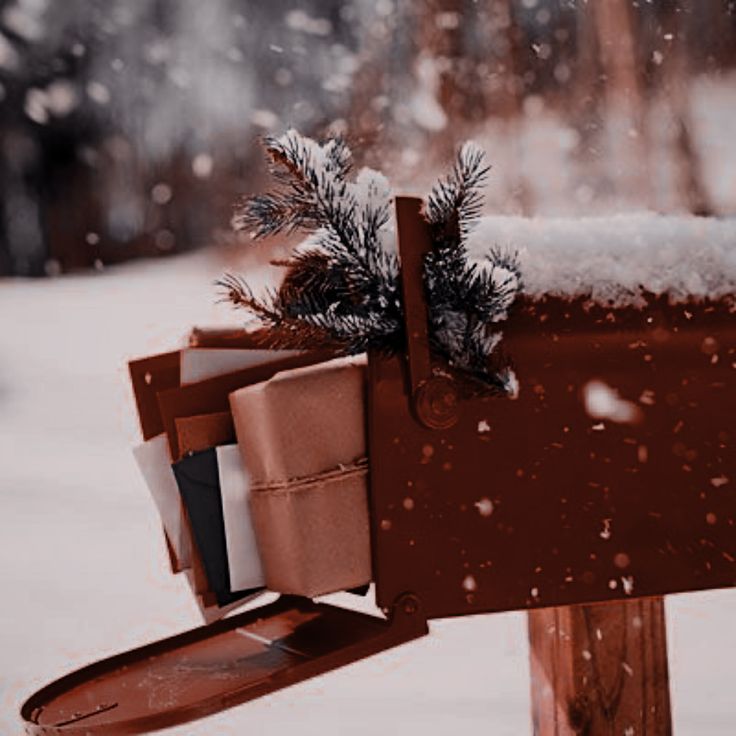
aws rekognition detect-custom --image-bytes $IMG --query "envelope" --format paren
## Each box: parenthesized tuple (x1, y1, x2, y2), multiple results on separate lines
(173, 448, 264, 607)
(182, 569, 263, 624)
(184, 505, 256, 612)
(128, 344, 295, 441)
(183, 508, 211, 596)
(135, 450, 257, 620)
(128, 351, 180, 440)
(133, 434, 191, 570)
(157, 350, 333, 459)
(188, 327, 273, 349)
(163, 527, 178, 574)
(180, 348, 303, 385)
(192, 589, 262, 625)
(216, 444, 265, 592)
(174, 411, 236, 461)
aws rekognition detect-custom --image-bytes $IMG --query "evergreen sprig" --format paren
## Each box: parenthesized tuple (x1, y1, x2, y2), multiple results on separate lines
(426, 141, 490, 250)
(232, 131, 354, 238)
(222, 131, 522, 391)
(423, 142, 521, 388)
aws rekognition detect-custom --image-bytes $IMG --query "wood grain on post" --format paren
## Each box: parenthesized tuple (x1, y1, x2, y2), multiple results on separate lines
(528, 597, 672, 735)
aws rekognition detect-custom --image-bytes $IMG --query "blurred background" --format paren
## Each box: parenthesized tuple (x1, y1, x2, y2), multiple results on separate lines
(1, 0, 735, 276)
(2, 4, 736, 734)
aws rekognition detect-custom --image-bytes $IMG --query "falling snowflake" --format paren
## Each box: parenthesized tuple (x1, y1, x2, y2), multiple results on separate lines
(462, 575, 477, 592)
(583, 380, 643, 424)
(474, 498, 494, 517)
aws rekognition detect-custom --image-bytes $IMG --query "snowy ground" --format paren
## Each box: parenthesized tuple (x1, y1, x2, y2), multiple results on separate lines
(1, 246, 735, 734)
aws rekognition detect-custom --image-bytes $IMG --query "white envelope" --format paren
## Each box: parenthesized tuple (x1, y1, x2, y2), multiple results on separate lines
(180, 348, 301, 385)
(183, 569, 265, 624)
(216, 444, 265, 592)
(133, 434, 191, 569)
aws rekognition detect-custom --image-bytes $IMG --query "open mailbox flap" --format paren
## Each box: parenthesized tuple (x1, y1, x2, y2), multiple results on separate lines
(21, 595, 428, 735)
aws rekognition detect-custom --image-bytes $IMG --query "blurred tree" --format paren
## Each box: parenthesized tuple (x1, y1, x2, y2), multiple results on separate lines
(652, 0, 713, 214)
(0, 0, 360, 276)
(2, 0, 736, 277)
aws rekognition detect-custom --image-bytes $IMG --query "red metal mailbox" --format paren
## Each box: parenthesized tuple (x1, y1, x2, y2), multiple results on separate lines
(20, 197, 735, 734)
(369, 197, 736, 618)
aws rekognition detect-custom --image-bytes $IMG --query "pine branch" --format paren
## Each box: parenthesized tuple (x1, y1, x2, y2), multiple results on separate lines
(221, 132, 521, 394)
(275, 250, 357, 316)
(216, 273, 336, 347)
(232, 131, 397, 316)
(232, 131, 357, 246)
(425, 141, 490, 250)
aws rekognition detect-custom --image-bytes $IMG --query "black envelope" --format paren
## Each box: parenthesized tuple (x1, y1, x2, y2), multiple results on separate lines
(173, 448, 263, 607)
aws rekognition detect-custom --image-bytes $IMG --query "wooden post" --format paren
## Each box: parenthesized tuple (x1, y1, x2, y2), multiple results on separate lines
(528, 597, 672, 735)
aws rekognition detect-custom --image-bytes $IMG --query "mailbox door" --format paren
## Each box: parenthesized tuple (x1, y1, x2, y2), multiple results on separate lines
(21, 595, 428, 735)
(367, 296, 736, 619)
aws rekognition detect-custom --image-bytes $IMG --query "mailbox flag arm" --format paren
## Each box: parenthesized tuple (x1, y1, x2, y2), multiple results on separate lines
(394, 196, 460, 430)
(395, 196, 433, 395)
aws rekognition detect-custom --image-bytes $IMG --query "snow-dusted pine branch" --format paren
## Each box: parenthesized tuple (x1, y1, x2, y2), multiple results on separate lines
(222, 131, 521, 391)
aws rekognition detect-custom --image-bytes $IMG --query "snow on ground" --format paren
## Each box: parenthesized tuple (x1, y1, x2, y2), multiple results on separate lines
(1, 242, 735, 734)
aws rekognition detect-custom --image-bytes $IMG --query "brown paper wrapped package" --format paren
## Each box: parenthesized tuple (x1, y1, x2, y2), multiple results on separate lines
(230, 356, 371, 597)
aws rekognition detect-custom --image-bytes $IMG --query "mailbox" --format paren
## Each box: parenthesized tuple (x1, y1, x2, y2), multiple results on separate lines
(369, 198, 736, 617)
(20, 198, 736, 734)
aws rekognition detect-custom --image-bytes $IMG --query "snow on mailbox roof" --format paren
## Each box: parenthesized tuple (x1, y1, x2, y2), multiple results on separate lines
(467, 213, 736, 307)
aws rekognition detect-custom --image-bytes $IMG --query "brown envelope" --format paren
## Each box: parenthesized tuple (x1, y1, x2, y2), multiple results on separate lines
(157, 351, 333, 459)
(128, 341, 282, 441)
(183, 509, 210, 598)
(128, 351, 180, 440)
(174, 412, 235, 461)
(188, 327, 274, 349)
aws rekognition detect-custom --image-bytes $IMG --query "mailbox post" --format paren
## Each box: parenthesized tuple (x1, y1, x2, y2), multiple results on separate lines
(529, 598, 671, 734)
